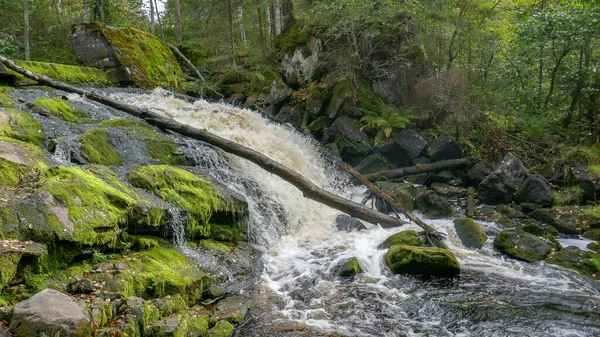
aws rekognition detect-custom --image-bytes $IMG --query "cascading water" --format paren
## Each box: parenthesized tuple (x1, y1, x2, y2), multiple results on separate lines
(108, 88, 600, 337)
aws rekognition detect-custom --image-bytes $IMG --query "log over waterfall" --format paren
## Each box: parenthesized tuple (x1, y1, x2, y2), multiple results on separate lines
(0, 56, 416, 229)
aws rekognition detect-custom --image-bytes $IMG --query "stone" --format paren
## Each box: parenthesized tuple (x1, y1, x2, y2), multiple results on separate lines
(582, 229, 600, 241)
(213, 295, 252, 324)
(338, 258, 363, 277)
(208, 320, 235, 337)
(453, 218, 488, 249)
(431, 183, 467, 198)
(529, 207, 597, 234)
(261, 80, 293, 105)
(479, 154, 530, 205)
(275, 104, 305, 129)
(324, 116, 372, 165)
(428, 135, 464, 162)
(465, 161, 494, 187)
(376, 129, 427, 168)
(334, 215, 367, 232)
(493, 230, 551, 262)
(385, 245, 460, 278)
(282, 37, 321, 86)
(415, 190, 454, 219)
(354, 153, 391, 175)
(378, 230, 424, 249)
(587, 242, 599, 252)
(569, 163, 600, 202)
(545, 246, 600, 281)
(377, 182, 415, 213)
(67, 278, 94, 294)
(515, 176, 554, 207)
(9, 289, 91, 337)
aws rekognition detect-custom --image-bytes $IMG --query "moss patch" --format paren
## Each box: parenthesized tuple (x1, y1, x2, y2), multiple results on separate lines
(379, 230, 424, 249)
(79, 128, 122, 165)
(8, 61, 113, 87)
(0, 137, 46, 185)
(0, 86, 14, 107)
(545, 246, 600, 281)
(385, 245, 460, 278)
(33, 97, 87, 123)
(339, 258, 362, 277)
(0, 108, 44, 145)
(493, 230, 551, 262)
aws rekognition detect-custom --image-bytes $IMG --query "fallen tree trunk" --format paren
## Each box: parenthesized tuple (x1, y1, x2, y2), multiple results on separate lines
(338, 162, 444, 242)
(364, 156, 480, 181)
(167, 43, 206, 84)
(0, 56, 409, 228)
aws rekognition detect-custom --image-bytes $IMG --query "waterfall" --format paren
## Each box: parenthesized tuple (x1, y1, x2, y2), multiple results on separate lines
(108, 88, 600, 337)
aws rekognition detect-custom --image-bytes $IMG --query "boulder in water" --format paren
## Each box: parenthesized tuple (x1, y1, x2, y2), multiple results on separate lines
(385, 245, 460, 278)
(545, 246, 600, 281)
(338, 258, 363, 277)
(493, 230, 551, 262)
(428, 135, 464, 162)
(453, 218, 488, 249)
(415, 190, 454, 219)
(515, 176, 554, 207)
(334, 215, 367, 232)
(378, 230, 424, 249)
(9, 289, 91, 337)
(478, 154, 530, 205)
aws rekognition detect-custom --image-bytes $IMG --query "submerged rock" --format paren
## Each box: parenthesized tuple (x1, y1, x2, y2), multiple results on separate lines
(493, 230, 551, 262)
(9, 289, 91, 337)
(385, 245, 460, 278)
(453, 218, 488, 249)
(334, 215, 367, 232)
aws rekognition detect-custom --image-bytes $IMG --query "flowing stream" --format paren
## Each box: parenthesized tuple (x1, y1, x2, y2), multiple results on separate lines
(105, 88, 600, 337)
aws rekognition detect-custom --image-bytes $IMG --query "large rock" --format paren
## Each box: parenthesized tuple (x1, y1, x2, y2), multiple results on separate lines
(9, 289, 91, 337)
(281, 36, 321, 86)
(453, 218, 488, 249)
(545, 246, 600, 281)
(515, 176, 554, 207)
(338, 258, 363, 277)
(570, 163, 600, 202)
(378, 230, 424, 249)
(72, 22, 183, 88)
(324, 116, 372, 165)
(465, 161, 494, 187)
(376, 129, 427, 168)
(334, 215, 366, 232)
(528, 207, 599, 234)
(428, 135, 464, 162)
(385, 245, 460, 277)
(493, 230, 551, 262)
(415, 190, 453, 219)
(478, 154, 530, 205)
(354, 153, 391, 175)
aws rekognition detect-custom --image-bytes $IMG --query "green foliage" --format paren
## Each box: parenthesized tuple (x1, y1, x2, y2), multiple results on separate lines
(361, 103, 413, 144)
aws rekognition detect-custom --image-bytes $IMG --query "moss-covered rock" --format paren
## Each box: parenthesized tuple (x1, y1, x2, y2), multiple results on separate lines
(453, 218, 488, 249)
(0, 251, 21, 289)
(208, 320, 235, 337)
(0, 86, 14, 107)
(583, 229, 600, 241)
(493, 230, 552, 262)
(385, 245, 460, 278)
(378, 230, 424, 249)
(529, 207, 599, 234)
(415, 190, 453, 219)
(0, 107, 44, 145)
(32, 97, 88, 123)
(0, 137, 46, 185)
(587, 241, 599, 252)
(338, 258, 363, 277)
(545, 246, 600, 281)
(8, 61, 113, 87)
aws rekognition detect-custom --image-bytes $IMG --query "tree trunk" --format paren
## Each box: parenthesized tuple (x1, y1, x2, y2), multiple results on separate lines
(167, 43, 205, 85)
(257, 3, 265, 46)
(238, 5, 246, 44)
(0, 56, 410, 229)
(154, 0, 165, 39)
(149, 0, 155, 35)
(226, 0, 237, 70)
(23, 0, 30, 61)
(364, 157, 480, 181)
(94, 0, 103, 22)
(274, 1, 281, 36)
(174, 0, 183, 44)
(280, 0, 294, 33)
(544, 45, 571, 107)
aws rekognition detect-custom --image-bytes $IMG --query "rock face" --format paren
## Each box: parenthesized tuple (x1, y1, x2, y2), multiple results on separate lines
(72, 22, 183, 88)
(453, 218, 488, 249)
(9, 289, 91, 337)
(334, 215, 367, 232)
(428, 135, 464, 162)
(415, 190, 454, 219)
(377, 129, 427, 168)
(479, 154, 530, 205)
(281, 36, 321, 86)
(385, 245, 460, 277)
(515, 176, 554, 207)
(493, 230, 551, 262)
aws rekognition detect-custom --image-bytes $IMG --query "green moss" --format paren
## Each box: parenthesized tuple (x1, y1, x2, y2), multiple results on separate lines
(33, 97, 87, 123)
(0, 158, 31, 185)
(41, 166, 137, 246)
(587, 241, 599, 252)
(553, 186, 584, 206)
(385, 245, 460, 278)
(132, 236, 161, 250)
(583, 229, 600, 241)
(208, 320, 235, 337)
(0, 251, 22, 288)
(79, 128, 123, 165)
(274, 22, 309, 54)
(93, 23, 184, 89)
(379, 230, 424, 249)
(128, 166, 223, 238)
(582, 206, 600, 220)
(493, 230, 551, 262)
(9, 61, 113, 87)
(545, 247, 600, 281)
(307, 116, 332, 131)
(247, 66, 284, 97)
(339, 258, 362, 277)
(0, 108, 44, 145)
(453, 218, 488, 249)
(0, 137, 46, 185)
(0, 87, 14, 107)
(588, 165, 600, 177)
(199, 239, 231, 252)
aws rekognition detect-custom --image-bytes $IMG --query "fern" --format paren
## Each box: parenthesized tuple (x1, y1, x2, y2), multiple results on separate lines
(361, 103, 413, 144)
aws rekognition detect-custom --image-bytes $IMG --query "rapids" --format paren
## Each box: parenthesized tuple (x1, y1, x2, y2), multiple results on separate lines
(93, 88, 600, 336)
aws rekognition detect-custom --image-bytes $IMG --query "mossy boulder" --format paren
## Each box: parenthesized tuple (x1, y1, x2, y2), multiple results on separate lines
(73, 22, 183, 89)
(415, 190, 453, 219)
(0, 86, 14, 107)
(583, 229, 600, 241)
(453, 218, 488, 249)
(0, 137, 46, 185)
(587, 242, 600, 252)
(128, 165, 247, 241)
(378, 230, 424, 249)
(385, 245, 460, 278)
(529, 207, 599, 234)
(0, 107, 44, 145)
(545, 246, 600, 281)
(78, 118, 191, 166)
(208, 320, 235, 337)
(338, 258, 363, 277)
(32, 97, 88, 123)
(6, 61, 113, 87)
(493, 230, 552, 262)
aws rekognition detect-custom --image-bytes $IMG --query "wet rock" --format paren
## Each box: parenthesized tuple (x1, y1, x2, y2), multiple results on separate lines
(276, 103, 305, 129)
(324, 116, 372, 165)
(385, 245, 460, 278)
(9, 289, 91, 337)
(377, 182, 415, 213)
(334, 215, 367, 232)
(378, 230, 424, 249)
(428, 135, 464, 162)
(479, 154, 530, 205)
(354, 153, 391, 175)
(338, 258, 363, 277)
(415, 190, 453, 219)
(208, 320, 235, 337)
(493, 230, 551, 262)
(376, 129, 427, 168)
(260, 80, 293, 105)
(466, 161, 494, 187)
(213, 295, 251, 324)
(515, 176, 554, 207)
(587, 242, 599, 252)
(545, 246, 600, 280)
(453, 218, 487, 249)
